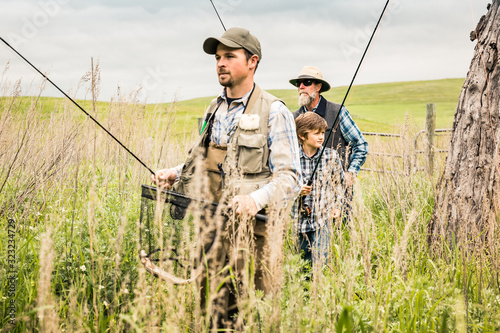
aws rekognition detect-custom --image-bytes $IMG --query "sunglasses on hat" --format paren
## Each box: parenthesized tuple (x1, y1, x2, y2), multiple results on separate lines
(296, 79, 316, 87)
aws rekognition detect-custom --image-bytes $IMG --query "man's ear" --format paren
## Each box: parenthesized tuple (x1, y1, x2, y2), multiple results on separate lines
(249, 55, 259, 70)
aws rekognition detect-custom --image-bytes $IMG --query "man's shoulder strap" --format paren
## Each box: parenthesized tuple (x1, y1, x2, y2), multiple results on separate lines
(245, 84, 261, 114)
(245, 84, 284, 116)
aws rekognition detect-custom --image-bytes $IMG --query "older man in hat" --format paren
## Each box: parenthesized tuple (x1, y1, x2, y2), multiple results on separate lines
(290, 66, 368, 219)
(153, 27, 301, 328)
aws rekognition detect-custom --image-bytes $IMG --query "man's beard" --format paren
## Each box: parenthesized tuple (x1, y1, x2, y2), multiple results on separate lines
(218, 71, 233, 87)
(219, 77, 233, 87)
(298, 90, 317, 107)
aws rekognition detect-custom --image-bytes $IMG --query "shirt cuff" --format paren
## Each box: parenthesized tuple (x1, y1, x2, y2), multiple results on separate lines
(347, 165, 360, 175)
(173, 164, 184, 179)
(249, 189, 269, 212)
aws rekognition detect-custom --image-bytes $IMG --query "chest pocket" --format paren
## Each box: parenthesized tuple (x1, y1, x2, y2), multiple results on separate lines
(237, 133, 266, 174)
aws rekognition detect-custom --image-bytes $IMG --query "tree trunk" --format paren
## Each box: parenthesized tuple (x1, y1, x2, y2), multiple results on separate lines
(429, 1, 500, 250)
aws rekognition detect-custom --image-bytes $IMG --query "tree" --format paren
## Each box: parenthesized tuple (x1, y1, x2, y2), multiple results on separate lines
(429, 1, 500, 250)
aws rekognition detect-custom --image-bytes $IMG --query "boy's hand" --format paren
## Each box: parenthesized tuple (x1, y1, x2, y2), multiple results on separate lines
(331, 208, 341, 219)
(300, 185, 312, 196)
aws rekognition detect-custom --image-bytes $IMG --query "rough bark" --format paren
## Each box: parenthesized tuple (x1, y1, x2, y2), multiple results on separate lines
(429, 1, 500, 250)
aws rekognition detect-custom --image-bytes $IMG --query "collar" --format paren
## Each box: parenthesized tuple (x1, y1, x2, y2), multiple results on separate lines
(313, 95, 327, 117)
(217, 85, 255, 107)
(299, 144, 320, 160)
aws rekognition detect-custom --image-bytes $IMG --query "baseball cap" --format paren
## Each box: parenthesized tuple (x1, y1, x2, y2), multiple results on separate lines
(203, 27, 262, 60)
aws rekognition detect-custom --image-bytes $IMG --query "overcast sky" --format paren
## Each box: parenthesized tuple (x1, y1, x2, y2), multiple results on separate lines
(0, 0, 492, 103)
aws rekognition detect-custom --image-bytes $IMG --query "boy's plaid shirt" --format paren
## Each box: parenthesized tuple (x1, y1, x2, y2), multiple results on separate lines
(291, 145, 345, 233)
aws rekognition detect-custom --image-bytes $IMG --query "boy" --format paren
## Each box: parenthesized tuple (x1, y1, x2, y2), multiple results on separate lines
(292, 112, 344, 268)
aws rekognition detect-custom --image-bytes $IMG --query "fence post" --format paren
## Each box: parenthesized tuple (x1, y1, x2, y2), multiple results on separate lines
(197, 117, 203, 134)
(425, 103, 436, 175)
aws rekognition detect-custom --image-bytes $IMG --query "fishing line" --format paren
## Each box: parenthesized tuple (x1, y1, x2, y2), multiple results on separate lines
(308, 0, 391, 185)
(196, 1, 227, 134)
(0, 36, 156, 176)
(209, 0, 227, 31)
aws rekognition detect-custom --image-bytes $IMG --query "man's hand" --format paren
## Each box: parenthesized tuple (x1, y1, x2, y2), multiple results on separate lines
(231, 195, 258, 217)
(151, 168, 177, 189)
(345, 172, 355, 187)
(299, 185, 312, 196)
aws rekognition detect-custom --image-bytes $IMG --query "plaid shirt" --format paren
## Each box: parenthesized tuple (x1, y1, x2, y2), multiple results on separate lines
(291, 145, 344, 233)
(175, 87, 302, 210)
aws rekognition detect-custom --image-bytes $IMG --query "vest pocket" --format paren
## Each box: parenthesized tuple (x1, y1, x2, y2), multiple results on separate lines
(237, 133, 266, 174)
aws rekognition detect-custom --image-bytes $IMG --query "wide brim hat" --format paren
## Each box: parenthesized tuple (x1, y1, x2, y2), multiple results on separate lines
(203, 27, 262, 60)
(289, 66, 331, 93)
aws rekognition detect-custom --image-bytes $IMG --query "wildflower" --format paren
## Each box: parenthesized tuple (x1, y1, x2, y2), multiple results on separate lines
(99, 285, 104, 290)
(103, 301, 108, 308)
(124, 289, 129, 294)
(80, 265, 86, 272)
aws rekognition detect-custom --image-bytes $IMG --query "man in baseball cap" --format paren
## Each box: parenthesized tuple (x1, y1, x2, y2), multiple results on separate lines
(153, 27, 300, 329)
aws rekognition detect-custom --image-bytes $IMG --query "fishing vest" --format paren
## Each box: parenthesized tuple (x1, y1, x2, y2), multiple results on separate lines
(293, 97, 351, 171)
(173, 85, 281, 203)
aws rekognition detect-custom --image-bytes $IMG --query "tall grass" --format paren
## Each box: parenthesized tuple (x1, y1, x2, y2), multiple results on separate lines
(0, 66, 499, 332)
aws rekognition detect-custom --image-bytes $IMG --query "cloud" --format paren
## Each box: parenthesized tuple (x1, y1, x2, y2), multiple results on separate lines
(0, 0, 491, 103)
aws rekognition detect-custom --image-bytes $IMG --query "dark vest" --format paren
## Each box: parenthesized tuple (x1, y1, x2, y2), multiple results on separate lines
(293, 97, 350, 170)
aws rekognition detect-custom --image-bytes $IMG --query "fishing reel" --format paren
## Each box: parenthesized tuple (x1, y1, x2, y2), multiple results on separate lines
(300, 203, 312, 218)
(170, 204, 187, 220)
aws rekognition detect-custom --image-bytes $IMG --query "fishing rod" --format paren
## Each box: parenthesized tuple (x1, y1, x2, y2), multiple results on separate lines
(0, 35, 264, 217)
(307, 0, 391, 186)
(1, 0, 225, 175)
(209, 0, 227, 31)
(0, 36, 156, 176)
(198, 0, 227, 135)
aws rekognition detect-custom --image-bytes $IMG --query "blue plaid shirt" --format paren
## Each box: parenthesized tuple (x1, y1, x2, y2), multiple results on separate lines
(291, 145, 344, 233)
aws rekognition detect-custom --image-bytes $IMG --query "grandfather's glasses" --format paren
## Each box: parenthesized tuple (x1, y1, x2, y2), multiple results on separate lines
(296, 79, 315, 87)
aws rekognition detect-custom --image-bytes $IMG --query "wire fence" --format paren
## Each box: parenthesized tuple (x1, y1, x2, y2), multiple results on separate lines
(360, 128, 452, 175)
(360, 103, 452, 176)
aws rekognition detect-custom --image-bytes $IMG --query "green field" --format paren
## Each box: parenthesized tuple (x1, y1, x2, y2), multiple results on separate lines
(167, 78, 463, 135)
(1, 78, 463, 135)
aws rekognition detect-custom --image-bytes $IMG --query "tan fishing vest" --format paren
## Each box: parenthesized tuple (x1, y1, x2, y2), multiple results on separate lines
(173, 85, 282, 203)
